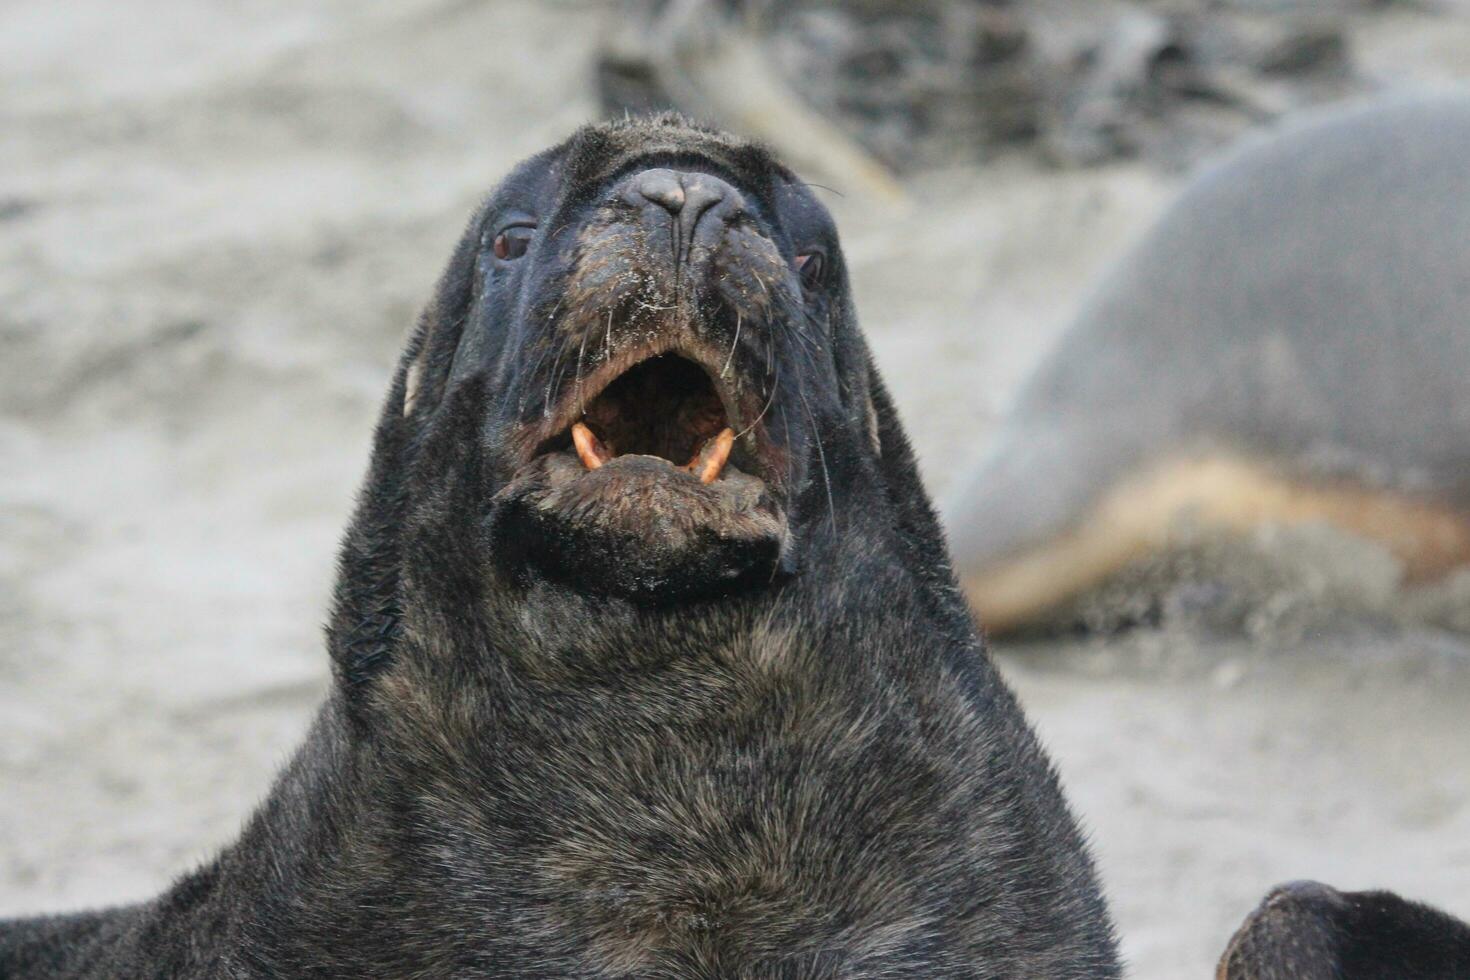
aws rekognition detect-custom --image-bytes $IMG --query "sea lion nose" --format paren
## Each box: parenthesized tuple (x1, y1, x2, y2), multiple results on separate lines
(633, 169, 691, 214)
(626, 168, 742, 256)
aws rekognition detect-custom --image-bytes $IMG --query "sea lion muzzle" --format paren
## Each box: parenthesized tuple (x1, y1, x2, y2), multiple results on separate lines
(481, 161, 804, 602)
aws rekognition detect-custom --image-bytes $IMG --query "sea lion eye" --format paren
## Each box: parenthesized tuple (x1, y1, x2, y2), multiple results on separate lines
(492, 225, 536, 261)
(795, 250, 825, 288)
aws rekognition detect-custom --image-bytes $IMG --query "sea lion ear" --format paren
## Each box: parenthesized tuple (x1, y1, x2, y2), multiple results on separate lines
(402, 331, 427, 418)
(833, 322, 939, 551)
(865, 391, 882, 457)
(863, 360, 964, 591)
(828, 302, 881, 459)
(323, 308, 442, 696)
(398, 284, 468, 422)
(398, 226, 485, 420)
(324, 337, 419, 695)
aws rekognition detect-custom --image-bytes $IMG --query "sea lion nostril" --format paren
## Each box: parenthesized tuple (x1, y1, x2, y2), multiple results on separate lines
(673, 176, 728, 229)
(629, 169, 739, 259)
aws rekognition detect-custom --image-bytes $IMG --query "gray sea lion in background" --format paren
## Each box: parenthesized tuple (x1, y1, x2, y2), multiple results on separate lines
(944, 92, 1470, 632)
(1217, 880, 1470, 979)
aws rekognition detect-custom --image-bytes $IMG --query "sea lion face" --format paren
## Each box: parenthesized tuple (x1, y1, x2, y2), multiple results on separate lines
(403, 117, 863, 606)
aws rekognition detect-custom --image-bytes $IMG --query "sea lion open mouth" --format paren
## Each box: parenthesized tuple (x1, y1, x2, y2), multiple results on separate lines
(566, 355, 735, 484)
(530, 349, 765, 492)
(492, 335, 790, 602)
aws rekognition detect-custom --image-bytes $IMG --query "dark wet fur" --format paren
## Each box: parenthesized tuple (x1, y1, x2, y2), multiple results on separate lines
(1219, 880, 1470, 979)
(0, 116, 1118, 978)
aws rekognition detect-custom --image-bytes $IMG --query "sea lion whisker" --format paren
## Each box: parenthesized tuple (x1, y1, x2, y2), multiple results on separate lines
(735, 361, 779, 442)
(798, 299, 822, 330)
(514, 335, 556, 415)
(793, 179, 845, 199)
(798, 386, 837, 534)
(547, 218, 578, 240)
(781, 404, 795, 500)
(721, 313, 741, 378)
(786, 311, 821, 355)
(516, 299, 563, 400)
(574, 328, 591, 414)
(753, 267, 773, 311)
(543, 333, 578, 420)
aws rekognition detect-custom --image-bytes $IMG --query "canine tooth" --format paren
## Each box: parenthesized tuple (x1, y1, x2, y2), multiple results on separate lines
(694, 428, 735, 484)
(571, 422, 609, 470)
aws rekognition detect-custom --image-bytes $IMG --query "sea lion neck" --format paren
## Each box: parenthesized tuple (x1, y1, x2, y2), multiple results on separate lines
(179, 543, 1023, 979)
(389, 488, 933, 687)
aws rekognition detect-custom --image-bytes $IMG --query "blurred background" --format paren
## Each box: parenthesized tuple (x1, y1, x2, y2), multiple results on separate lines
(3, 0, 1469, 975)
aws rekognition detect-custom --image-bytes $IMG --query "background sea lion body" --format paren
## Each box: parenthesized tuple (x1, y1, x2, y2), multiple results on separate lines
(944, 92, 1470, 631)
(1217, 880, 1470, 979)
(0, 117, 1117, 977)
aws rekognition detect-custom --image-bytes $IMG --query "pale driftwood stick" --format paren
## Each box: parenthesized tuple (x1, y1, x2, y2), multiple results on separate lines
(605, 0, 907, 206)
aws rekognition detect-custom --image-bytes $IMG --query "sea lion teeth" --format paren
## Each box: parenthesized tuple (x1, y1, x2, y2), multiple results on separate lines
(571, 422, 609, 470)
(689, 427, 735, 484)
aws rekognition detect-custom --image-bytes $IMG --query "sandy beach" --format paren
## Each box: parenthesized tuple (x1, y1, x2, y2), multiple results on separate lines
(3, 2, 1469, 974)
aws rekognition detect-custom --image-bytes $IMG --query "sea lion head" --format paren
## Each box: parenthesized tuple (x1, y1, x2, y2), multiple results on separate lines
(331, 115, 922, 685)
(466, 120, 815, 601)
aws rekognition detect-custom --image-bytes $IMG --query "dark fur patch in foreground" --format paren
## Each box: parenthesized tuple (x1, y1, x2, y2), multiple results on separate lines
(1219, 880, 1470, 979)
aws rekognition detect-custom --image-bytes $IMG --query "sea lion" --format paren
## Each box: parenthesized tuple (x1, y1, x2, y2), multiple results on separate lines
(1217, 880, 1470, 979)
(0, 116, 1118, 977)
(943, 92, 1470, 633)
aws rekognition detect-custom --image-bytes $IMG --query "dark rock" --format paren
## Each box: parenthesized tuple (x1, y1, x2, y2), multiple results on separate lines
(596, 0, 1388, 171)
